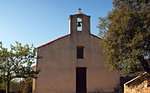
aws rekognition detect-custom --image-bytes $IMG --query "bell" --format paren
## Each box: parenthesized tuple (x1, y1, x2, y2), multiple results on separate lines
(77, 22, 81, 27)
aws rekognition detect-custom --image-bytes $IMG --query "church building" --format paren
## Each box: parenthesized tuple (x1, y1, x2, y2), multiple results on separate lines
(34, 9, 120, 93)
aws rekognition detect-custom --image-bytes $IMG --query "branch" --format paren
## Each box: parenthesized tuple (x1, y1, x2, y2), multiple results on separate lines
(138, 56, 150, 74)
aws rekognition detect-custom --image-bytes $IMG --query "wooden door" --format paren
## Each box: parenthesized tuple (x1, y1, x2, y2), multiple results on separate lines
(76, 68, 86, 93)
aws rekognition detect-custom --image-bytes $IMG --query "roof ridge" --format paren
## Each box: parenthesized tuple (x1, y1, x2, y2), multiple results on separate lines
(37, 34, 70, 48)
(90, 34, 101, 39)
(37, 34, 100, 49)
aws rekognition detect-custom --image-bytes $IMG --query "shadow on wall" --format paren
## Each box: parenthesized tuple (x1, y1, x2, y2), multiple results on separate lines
(88, 84, 122, 93)
(87, 86, 122, 93)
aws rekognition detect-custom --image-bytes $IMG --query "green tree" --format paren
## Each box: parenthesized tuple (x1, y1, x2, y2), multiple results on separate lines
(0, 81, 5, 93)
(10, 79, 20, 93)
(98, 0, 150, 74)
(0, 79, 19, 93)
(16, 78, 32, 93)
(0, 41, 39, 93)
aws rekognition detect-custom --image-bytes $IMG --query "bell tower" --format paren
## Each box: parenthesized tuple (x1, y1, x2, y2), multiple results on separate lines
(69, 8, 91, 34)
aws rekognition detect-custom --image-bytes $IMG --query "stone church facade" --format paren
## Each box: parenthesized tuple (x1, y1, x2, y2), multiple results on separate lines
(34, 10, 120, 93)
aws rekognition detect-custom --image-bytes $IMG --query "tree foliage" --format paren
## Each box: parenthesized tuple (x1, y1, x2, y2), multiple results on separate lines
(16, 78, 32, 93)
(98, 0, 150, 74)
(0, 41, 39, 93)
(0, 81, 5, 92)
(0, 79, 19, 93)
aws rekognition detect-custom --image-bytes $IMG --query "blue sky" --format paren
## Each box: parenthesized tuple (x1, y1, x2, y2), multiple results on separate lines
(0, 0, 114, 48)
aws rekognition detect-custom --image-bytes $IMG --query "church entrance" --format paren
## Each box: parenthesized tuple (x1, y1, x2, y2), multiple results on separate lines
(76, 68, 87, 93)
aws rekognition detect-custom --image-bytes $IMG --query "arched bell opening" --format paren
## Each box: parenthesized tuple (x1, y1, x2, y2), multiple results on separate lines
(77, 17, 82, 31)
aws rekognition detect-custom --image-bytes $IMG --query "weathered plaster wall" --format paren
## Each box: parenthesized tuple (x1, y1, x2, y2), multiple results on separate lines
(35, 34, 120, 93)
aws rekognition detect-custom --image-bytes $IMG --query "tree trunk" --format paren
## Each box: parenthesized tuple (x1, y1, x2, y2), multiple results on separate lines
(6, 80, 10, 93)
(138, 56, 150, 74)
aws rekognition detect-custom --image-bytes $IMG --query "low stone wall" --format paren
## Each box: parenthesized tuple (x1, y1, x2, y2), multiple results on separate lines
(124, 73, 150, 93)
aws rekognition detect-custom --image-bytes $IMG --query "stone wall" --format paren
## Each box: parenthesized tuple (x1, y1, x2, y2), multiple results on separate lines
(124, 73, 150, 93)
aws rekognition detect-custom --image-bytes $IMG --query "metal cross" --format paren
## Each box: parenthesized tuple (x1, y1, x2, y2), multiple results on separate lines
(78, 8, 81, 12)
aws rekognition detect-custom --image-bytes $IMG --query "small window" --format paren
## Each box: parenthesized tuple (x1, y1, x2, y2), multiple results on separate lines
(77, 18, 82, 31)
(77, 46, 84, 59)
